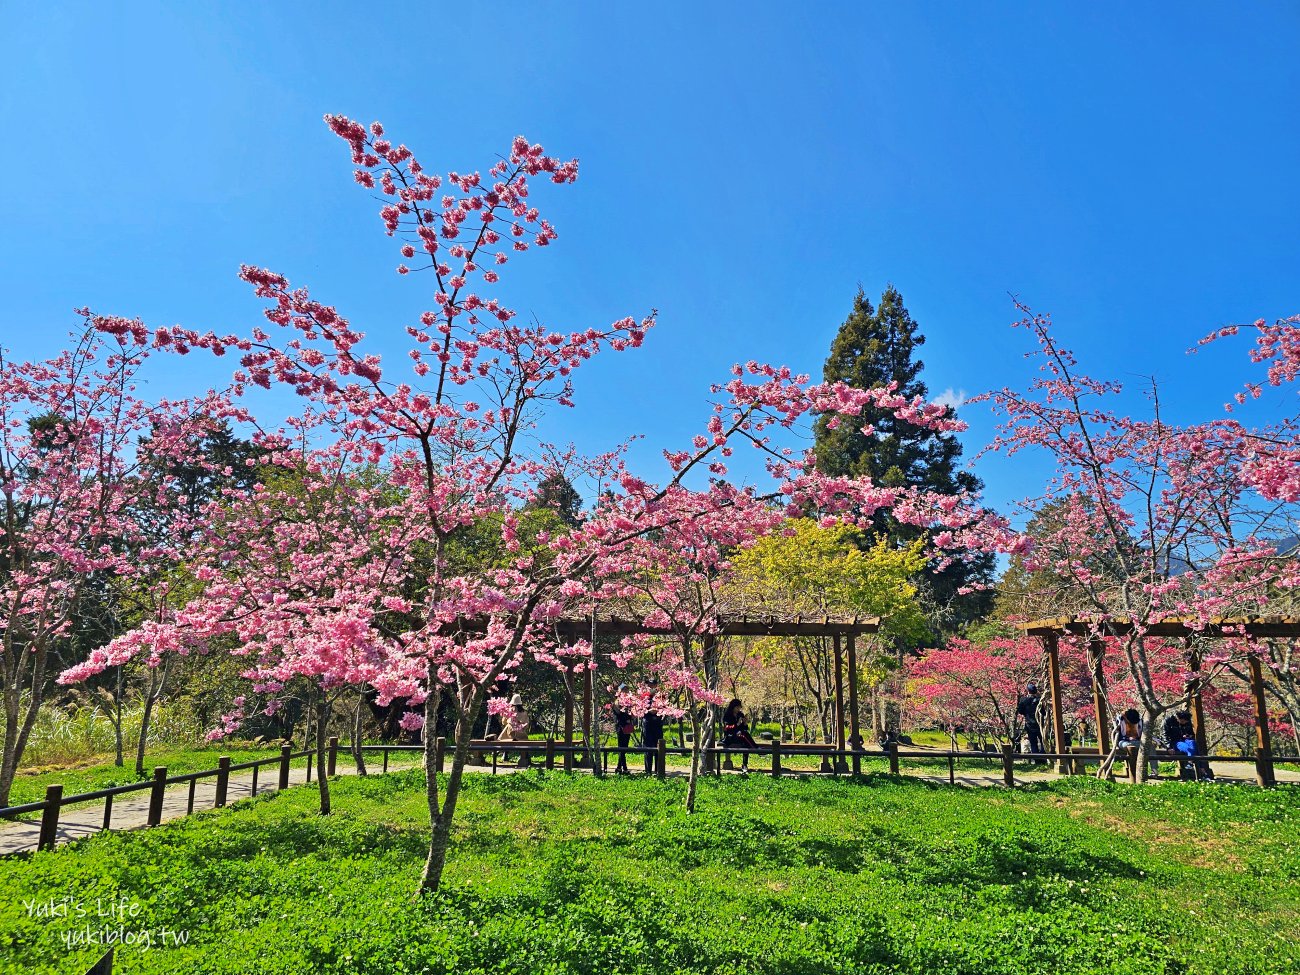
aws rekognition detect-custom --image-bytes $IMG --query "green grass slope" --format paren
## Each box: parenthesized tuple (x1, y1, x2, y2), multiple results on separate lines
(2, 772, 1297, 974)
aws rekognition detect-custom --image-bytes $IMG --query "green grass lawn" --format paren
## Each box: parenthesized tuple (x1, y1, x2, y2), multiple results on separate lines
(2, 771, 1298, 974)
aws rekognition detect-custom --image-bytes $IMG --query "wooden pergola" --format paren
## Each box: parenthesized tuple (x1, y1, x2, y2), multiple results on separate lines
(546, 614, 881, 767)
(1017, 616, 1300, 785)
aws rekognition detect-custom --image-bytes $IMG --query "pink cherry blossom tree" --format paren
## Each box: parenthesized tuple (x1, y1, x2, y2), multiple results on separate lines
(60, 435, 426, 815)
(907, 635, 1045, 747)
(0, 329, 226, 806)
(1197, 313, 1300, 738)
(980, 303, 1300, 779)
(583, 362, 1019, 811)
(76, 117, 1015, 891)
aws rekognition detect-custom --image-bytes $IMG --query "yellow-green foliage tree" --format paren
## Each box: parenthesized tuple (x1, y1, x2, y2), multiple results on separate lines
(728, 519, 928, 741)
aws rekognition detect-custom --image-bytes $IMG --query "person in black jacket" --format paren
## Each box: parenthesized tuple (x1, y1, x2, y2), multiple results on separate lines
(722, 698, 758, 771)
(1163, 709, 1214, 781)
(1016, 682, 1044, 757)
(642, 685, 665, 774)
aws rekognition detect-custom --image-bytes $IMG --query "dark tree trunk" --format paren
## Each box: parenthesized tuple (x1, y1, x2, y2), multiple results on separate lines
(315, 694, 331, 815)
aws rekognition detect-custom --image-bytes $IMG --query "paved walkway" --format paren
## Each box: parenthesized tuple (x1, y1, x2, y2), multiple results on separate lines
(0, 757, 423, 856)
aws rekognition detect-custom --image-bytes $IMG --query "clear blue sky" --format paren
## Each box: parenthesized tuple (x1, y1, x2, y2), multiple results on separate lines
(2, 3, 1297, 517)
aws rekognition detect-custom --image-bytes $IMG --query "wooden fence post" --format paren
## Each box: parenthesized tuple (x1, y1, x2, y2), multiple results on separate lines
(1001, 744, 1015, 787)
(278, 743, 291, 790)
(327, 736, 338, 777)
(771, 740, 782, 777)
(1248, 654, 1276, 787)
(847, 633, 861, 751)
(215, 756, 230, 808)
(887, 741, 899, 776)
(1089, 638, 1111, 757)
(1045, 632, 1067, 774)
(38, 785, 62, 851)
(833, 634, 848, 772)
(147, 767, 167, 827)
(656, 737, 667, 779)
(1187, 641, 1208, 756)
(435, 736, 446, 775)
(545, 736, 555, 770)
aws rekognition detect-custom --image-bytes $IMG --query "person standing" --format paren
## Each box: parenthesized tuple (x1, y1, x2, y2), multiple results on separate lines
(642, 685, 665, 775)
(1016, 682, 1044, 757)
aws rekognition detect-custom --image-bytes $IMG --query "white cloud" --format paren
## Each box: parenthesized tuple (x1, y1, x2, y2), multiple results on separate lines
(933, 387, 968, 411)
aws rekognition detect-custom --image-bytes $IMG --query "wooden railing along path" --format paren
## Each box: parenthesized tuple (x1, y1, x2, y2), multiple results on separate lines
(4, 737, 1296, 855)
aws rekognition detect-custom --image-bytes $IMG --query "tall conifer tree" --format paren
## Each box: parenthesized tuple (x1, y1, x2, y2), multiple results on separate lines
(814, 285, 994, 633)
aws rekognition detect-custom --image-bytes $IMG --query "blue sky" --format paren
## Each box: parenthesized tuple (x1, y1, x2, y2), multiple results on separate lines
(2, 3, 1297, 517)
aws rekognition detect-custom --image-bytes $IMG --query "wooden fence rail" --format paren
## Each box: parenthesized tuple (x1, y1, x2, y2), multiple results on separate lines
(2, 748, 314, 852)
(4, 738, 1296, 855)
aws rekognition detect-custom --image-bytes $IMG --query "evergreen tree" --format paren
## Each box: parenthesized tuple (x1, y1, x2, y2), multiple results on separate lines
(813, 285, 994, 633)
(528, 472, 584, 528)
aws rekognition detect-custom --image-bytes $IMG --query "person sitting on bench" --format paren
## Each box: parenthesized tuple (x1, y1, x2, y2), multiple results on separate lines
(722, 698, 758, 771)
(498, 693, 532, 764)
(1163, 709, 1214, 781)
(1099, 707, 1150, 778)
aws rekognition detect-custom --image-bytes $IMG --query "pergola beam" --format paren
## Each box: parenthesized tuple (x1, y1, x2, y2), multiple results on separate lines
(1017, 616, 1300, 640)
(544, 615, 882, 639)
(1018, 615, 1298, 787)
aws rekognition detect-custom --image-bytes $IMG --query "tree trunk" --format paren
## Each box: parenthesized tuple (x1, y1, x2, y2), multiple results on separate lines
(419, 685, 479, 895)
(0, 690, 23, 809)
(0, 648, 48, 809)
(134, 661, 171, 777)
(134, 694, 154, 778)
(685, 708, 703, 814)
(351, 694, 368, 776)
(315, 694, 331, 815)
(302, 701, 313, 752)
(113, 667, 124, 768)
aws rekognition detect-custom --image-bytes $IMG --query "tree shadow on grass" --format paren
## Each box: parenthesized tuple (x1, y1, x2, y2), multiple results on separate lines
(168, 808, 430, 865)
(792, 819, 1147, 893)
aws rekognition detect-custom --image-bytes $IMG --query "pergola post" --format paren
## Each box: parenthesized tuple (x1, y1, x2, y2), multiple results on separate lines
(1021, 616, 1300, 783)
(1088, 637, 1111, 759)
(1248, 654, 1276, 787)
(847, 633, 862, 774)
(701, 634, 718, 774)
(1044, 632, 1067, 773)
(582, 664, 593, 746)
(1186, 640, 1207, 756)
(563, 662, 575, 772)
(833, 633, 848, 772)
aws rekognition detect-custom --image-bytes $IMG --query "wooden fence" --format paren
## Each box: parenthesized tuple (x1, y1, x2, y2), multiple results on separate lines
(4, 738, 1297, 855)
(1, 744, 313, 851)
